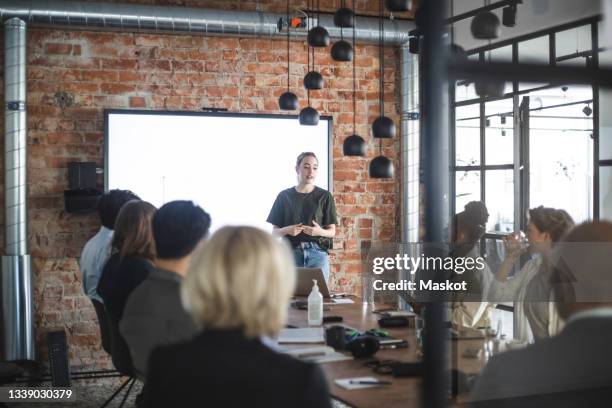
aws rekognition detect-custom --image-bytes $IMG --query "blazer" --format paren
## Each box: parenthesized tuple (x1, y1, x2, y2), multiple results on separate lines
(98, 254, 153, 322)
(142, 329, 333, 408)
(120, 267, 197, 376)
(470, 313, 612, 407)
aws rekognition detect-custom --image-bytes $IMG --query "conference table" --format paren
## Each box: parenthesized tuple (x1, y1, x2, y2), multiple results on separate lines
(287, 299, 495, 408)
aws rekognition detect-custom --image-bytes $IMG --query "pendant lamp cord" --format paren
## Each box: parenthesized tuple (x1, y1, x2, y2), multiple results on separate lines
(286, 0, 290, 91)
(379, 0, 384, 154)
(307, 0, 311, 105)
(352, 0, 356, 135)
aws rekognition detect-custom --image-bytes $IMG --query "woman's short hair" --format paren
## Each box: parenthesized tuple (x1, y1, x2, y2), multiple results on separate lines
(181, 226, 296, 338)
(296, 152, 318, 168)
(112, 200, 157, 260)
(529, 206, 575, 243)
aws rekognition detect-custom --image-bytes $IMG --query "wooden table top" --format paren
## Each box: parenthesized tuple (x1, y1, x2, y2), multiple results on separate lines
(287, 300, 497, 408)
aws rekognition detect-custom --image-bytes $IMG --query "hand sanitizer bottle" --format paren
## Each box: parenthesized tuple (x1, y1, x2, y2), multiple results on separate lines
(308, 279, 323, 326)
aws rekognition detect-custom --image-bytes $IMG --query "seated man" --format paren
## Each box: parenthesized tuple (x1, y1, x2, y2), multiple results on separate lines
(80, 189, 139, 303)
(120, 200, 211, 376)
(470, 221, 612, 407)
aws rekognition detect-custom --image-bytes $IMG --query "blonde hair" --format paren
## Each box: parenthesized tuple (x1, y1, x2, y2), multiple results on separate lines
(181, 226, 296, 338)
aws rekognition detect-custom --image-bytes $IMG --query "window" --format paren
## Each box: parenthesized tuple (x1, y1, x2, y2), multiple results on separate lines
(453, 19, 602, 239)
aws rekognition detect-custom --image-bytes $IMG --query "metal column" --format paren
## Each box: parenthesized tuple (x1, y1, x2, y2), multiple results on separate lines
(2, 17, 34, 361)
(420, 0, 450, 406)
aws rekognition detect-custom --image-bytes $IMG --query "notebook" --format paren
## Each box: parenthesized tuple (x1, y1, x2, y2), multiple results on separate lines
(277, 327, 325, 344)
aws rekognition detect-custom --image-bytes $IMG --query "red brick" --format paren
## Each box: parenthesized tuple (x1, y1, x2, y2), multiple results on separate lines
(100, 83, 136, 95)
(129, 96, 147, 108)
(46, 43, 72, 55)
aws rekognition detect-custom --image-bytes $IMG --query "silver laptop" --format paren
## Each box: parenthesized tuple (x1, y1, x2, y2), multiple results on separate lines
(294, 267, 331, 298)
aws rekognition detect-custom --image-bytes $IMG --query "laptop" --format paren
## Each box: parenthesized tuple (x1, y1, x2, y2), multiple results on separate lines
(294, 268, 331, 298)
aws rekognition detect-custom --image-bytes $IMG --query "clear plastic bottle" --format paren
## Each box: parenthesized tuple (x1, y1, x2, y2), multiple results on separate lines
(308, 279, 323, 326)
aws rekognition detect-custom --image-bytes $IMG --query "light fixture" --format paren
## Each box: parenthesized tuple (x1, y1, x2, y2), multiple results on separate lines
(583, 104, 593, 117)
(372, 0, 395, 139)
(299, 106, 320, 125)
(332, 1, 354, 61)
(475, 79, 505, 97)
(502, 3, 517, 27)
(279, 0, 298, 110)
(334, 4, 354, 28)
(471, 1, 501, 40)
(307, 0, 330, 47)
(304, 71, 323, 89)
(331, 39, 353, 62)
(301, 2, 320, 126)
(385, 0, 412, 12)
(369, 0, 394, 179)
(343, 0, 365, 157)
(369, 155, 394, 178)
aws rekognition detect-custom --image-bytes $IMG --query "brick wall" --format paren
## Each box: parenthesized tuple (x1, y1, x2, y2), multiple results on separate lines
(0, 1, 405, 370)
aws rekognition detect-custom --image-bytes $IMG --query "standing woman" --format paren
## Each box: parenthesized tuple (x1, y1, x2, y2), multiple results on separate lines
(267, 152, 338, 282)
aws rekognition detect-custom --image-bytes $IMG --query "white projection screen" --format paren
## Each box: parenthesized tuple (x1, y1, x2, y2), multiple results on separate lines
(105, 110, 332, 233)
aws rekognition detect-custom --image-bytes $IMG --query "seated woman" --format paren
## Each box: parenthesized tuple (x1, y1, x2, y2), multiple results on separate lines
(450, 201, 494, 328)
(489, 206, 574, 342)
(97, 200, 156, 322)
(142, 226, 332, 408)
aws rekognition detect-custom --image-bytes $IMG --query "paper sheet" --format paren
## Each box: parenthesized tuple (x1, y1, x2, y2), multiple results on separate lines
(335, 377, 387, 390)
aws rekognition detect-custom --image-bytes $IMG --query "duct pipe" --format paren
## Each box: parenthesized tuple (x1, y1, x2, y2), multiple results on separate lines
(2, 17, 34, 361)
(0, 0, 412, 45)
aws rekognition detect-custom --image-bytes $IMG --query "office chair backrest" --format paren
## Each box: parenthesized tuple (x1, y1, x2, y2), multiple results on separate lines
(91, 299, 112, 355)
(106, 310, 135, 378)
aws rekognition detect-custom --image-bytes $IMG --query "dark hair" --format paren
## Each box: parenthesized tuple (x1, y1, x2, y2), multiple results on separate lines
(295, 152, 318, 168)
(97, 189, 140, 229)
(464, 201, 489, 225)
(452, 201, 488, 244)
(112, 200, 157, 260)
(528, 206, 575, 243)
(153, 200, 211, 259)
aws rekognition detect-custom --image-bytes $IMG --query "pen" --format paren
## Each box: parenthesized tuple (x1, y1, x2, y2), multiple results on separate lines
(349, 380, 392, 385)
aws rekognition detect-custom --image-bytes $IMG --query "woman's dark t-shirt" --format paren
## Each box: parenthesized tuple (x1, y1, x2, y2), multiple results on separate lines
(267, 186, 338, 250)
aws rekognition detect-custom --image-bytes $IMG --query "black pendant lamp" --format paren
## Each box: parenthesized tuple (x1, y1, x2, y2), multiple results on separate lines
(471, 1, 501, 40)
(372, 0, 395, 139)
(304, 0, 324, 90)
(369, 0, 394, 178)
(369, 156, 394, 178)
(279, 0, 298, 110)
(331, 2, 354, 63)
(343, 0, 365, 157)
(300, 4, 320, 127)
(385, 0, 411, 12)
(299, 106, 320, 125)
(474, 79, 505, 98)
(334, 6, 354, 28)
(331, 40, 353, 62)
(307, 0, 330, 47)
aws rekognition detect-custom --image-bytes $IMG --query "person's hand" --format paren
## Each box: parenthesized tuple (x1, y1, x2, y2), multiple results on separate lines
(504, 232, 525, 258)
(302, 221, 323, 237)
(285, 224, 304, 236)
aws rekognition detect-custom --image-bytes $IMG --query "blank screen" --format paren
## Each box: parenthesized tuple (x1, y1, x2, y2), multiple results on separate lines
(106, 111, 331, 232)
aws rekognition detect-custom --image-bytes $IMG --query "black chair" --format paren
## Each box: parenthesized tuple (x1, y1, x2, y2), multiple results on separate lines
(100, 305, 138, 408)
(91, 299, 112, 355)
